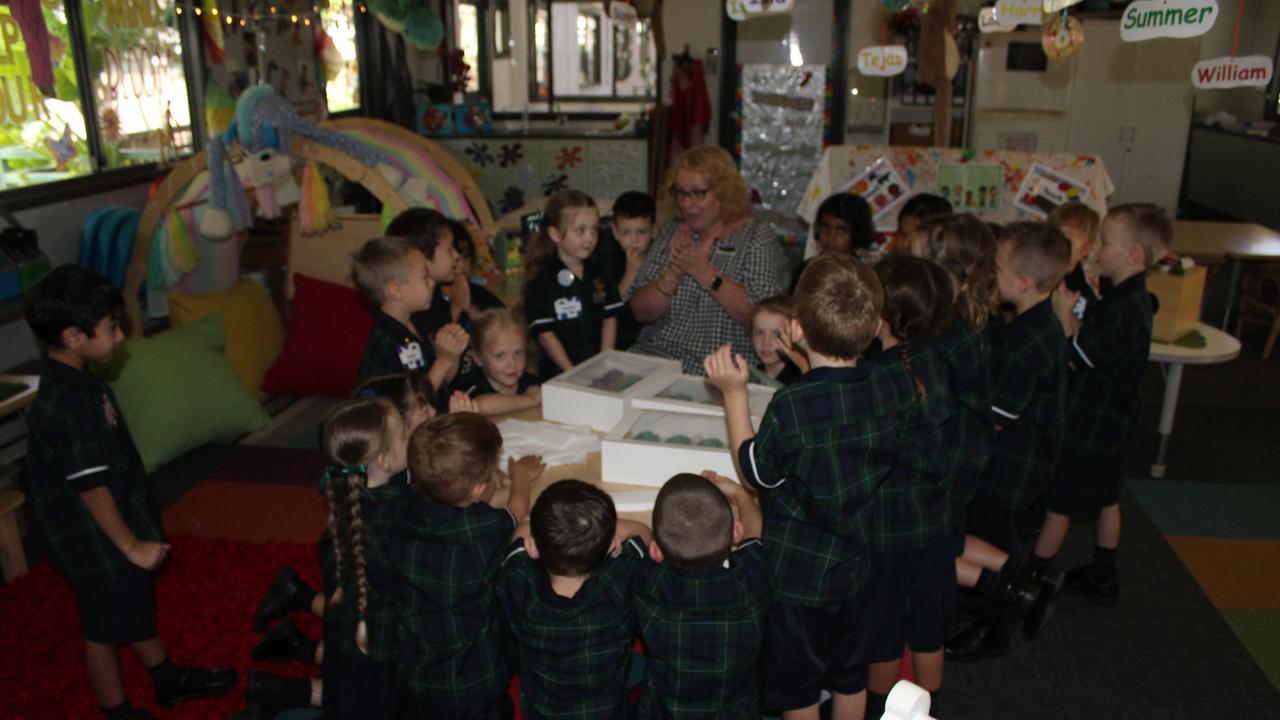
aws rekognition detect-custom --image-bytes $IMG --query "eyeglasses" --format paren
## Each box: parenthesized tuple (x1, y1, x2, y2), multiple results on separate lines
(669, 185, 710, 202)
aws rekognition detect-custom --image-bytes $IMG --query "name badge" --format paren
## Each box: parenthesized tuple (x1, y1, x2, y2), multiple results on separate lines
(554, 296, 583, 320)
(1072, 295, 1088, 320)
(398, 342, 426, 370)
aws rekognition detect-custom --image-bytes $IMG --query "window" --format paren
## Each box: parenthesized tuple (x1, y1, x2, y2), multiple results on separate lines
(456, 1, 481, 94)
(528, 0, 656, 104)
(492, 0, 511, 59)
(321, 0, 362, 114)
(576, 11, 600, 87)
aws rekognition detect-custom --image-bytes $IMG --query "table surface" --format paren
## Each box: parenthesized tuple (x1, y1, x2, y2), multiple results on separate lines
(0, 374, 39, 419)
(1172, 220, 1280, 261)
(1149, 322, 1242, 365)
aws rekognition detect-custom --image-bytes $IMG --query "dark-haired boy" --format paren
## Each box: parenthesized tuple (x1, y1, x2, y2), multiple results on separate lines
(498, 479, 652, 718)
(706, 253, 903, 720)
(634, 472, 769, 719)
(596, 191, 657, 350)
(896, 193, 954, 237)
(24, 264, 236, 720)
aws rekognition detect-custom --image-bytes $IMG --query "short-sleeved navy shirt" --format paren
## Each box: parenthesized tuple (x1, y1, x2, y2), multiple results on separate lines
(451, 368, 539, 398)
(359, 309, 438, 382)
(525, 256, 624, 377)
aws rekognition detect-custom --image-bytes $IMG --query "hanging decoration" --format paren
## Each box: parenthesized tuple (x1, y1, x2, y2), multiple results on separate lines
(857, 45, 908, 76)
(979, 7, 1018, 33)
(1041, 11, 1084, 62)
(992, 0, 1043, 26)
(1192, 0, 1273, 89)
(205, 79, 236, 136)
(200, 0, 225, 64)
(1121, 0, 1219, 42)
(1042, 0, 1085, 11)
(167, 209, 198, 274)
(298, 161, 337, 235)
(367, 0, 444, 49)
(726, 0, 795, 22)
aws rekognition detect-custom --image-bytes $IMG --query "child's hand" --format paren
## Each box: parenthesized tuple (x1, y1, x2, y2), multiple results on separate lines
(435, 324, 470, 361)
(625, 248, 645, 271)
(508, 455, 546, 487)
(524, 385, 543, 403)
(449, 391, 479, 414)
(125, 540, 169, 570)
(775, 325, 810, 372)
(703, 344, 749, 394)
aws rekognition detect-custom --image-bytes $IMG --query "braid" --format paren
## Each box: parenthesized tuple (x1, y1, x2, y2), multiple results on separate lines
(324, 477, 346, 611)
(348, 476, 371, 655)
(898, 342, 927, 404)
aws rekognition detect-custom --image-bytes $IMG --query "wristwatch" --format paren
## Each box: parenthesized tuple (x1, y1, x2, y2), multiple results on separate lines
(709, 274, 725, 292)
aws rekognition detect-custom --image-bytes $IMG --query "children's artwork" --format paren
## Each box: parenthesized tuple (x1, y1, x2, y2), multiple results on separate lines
(938, 163, 1002, 212)
(1120, 0, 1218, 42)
(856, 45, 909, 77)
(839, 156, 911, 223)
(1191, 55, 1273, 89)
(1014, 162, 1088, 219)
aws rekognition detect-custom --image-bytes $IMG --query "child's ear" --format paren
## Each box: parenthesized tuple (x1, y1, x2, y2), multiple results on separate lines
(648, 539, 664, 563)
(466, 480, 488, 505)
(384, 280, 402, 303)
(789, 318, 805, 345)
(60, 326, 85, 350)
(731, 520, 744, 546)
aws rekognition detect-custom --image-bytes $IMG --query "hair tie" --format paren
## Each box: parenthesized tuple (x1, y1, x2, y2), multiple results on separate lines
(319, 463, 367, 492)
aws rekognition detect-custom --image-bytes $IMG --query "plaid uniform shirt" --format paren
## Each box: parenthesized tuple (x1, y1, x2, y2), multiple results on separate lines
(935, 320, 995, 519)
(1066, 273, 1153, 459)
(633, 539, 772, 720)
(1064, 261, 1102, 321)
(359, 309, 438, 382)
(864, 344, 954, 551)
(738, 365, 902, 606)
(526, 256, 625, 369)
(24, 358, 163, 588)
(498, 537, 645, 720)
(980, 299, 1068, 512)
(628, 219, 787, 375)
(391, 496, 516, 711)
(325, 482, 409, 662)
(451, 368, 539, 398)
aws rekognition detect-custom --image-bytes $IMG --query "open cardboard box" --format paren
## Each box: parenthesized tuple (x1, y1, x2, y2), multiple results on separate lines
(541, 350, 681, 431)
(630, 373, 776, 430)
(601, 409, 737, 488)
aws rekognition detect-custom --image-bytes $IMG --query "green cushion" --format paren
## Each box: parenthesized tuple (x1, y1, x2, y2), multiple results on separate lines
(94, 312, 269, 471)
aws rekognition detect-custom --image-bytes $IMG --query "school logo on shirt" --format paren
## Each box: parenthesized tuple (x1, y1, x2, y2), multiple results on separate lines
(554, 296, 583, 320)
(101, 393, 118, 428)
(592, 277, 608, 304)
(398, 341, 426, 370)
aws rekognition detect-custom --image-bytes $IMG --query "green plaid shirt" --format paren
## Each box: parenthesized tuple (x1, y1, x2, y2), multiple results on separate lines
(864, 344, 954, 551)
(326, 481, 409, 662)
(935, 320, 995, 522)
(738, 365, 902, 606)
(1065, 273, 1152, 459)
(390, 496, 516, 711)
(634, 539, 772, 720)
(980, 299, 1067, 512)
(498, 537, 646, 719)
(25, 357, 163, 588)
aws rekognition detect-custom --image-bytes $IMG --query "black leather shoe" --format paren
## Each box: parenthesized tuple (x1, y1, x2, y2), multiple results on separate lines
(154, 665, 238, 706)
(1065, 566, 1119, 606)
(251, 616, 308, 662)
(945, 618, 1010, 661)
(1023, 581, 1057, 640)
(253, 566, 309, 632)
(1027, 563, 1066, 598)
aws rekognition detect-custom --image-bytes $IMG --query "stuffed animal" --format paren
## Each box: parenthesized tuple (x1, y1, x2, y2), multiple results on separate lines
(200, 85, 403, 240)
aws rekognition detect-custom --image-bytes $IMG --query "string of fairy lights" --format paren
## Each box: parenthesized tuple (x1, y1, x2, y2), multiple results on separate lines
(170, 1, 370, 28)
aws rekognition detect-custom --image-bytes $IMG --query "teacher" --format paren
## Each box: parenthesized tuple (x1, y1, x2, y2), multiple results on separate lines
(628, 145, 787, 374)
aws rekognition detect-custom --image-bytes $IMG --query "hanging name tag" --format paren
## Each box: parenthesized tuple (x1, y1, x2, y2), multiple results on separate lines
(1120, 0, 1218, 41)
(857, 45, 908, 77)
(554, 296, 583, 320)
(979, 7, 1019, 33)
(1043, 0, 1085, 12)
(398, 342, 426, 370)
(1192, 55, 1273, 89)
(727, 0, 794, 22)
(994, 0, 1043, 26)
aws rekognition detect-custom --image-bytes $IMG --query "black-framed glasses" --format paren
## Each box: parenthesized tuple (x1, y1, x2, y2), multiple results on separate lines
(669, 185, 710, 202)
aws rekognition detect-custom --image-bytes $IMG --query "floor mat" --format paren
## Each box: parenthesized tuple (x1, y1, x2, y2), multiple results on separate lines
(163, 481, 328, 543)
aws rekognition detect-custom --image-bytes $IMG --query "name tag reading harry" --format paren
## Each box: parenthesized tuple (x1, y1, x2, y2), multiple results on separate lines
(554, 296, 583, 320)
(398, 342, 426, 370)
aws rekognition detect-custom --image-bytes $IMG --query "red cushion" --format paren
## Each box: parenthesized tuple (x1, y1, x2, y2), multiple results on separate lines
(262, 273, 373, 397)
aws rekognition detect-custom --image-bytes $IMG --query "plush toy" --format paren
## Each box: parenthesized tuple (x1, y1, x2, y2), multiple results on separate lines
(200, 85, 403, 240)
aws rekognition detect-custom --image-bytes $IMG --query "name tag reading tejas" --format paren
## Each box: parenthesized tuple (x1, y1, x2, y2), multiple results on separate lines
(554, 296, 583, 320)
(398, 342, 426, 370)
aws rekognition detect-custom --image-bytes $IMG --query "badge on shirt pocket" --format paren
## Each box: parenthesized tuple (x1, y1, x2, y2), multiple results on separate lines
(554, 296, 583, 320)
(398, 342, 426, 370)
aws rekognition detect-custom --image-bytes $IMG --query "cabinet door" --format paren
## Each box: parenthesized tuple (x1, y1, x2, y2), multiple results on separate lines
(1065, 20, 1133, 194)
(1115, 39, 1200, 210)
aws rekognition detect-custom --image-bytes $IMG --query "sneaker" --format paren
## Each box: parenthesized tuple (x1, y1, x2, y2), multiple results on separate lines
(1065, 566, 1119, 606)
(154, 665, 238, 706)
(253, 566, 310, 632)
(251, 616, 309, 663)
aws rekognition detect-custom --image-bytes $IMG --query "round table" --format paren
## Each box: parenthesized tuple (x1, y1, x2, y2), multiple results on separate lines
(1147, 322, 1241, 478)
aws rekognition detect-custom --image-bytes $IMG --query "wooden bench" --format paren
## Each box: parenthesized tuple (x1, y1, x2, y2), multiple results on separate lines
(0, 489, 27, 581)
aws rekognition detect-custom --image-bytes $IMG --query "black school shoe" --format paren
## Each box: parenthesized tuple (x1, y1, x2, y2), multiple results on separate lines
(1065, 566, 1120, 606)
(253, 566, 311, 631)
(251, 616, 309, 663)
(154, 665, 238, 706)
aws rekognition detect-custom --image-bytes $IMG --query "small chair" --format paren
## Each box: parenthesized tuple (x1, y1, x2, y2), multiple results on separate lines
(0, 489, 27, 581)
(1234, 270, 1280, 359)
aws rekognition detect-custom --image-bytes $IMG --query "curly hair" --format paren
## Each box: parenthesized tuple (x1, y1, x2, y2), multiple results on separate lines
(914, 213, 998, 333)
(672, 145, 751, 224)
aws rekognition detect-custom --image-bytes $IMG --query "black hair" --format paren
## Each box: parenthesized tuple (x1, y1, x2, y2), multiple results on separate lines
(447, 218, 476, 262)
(898, 193, 954, 225)
(386, 207, 453, 259)
(815, 194, 876, 253)
(25, 264, 125, 349)
(530, 479, 616, 578)
(652, 473, 733, 571)
(612, 191, 656, 223)
(875, 255, 956, 403)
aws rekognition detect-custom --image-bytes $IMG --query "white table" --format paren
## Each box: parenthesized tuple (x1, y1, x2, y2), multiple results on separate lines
(1147, 323, 1241, 478)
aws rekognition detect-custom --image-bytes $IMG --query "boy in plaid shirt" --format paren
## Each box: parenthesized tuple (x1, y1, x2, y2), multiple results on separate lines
(498, 479, 651, 719)
(24, 265, 236, 720)
(391, 412, 542, 719)
(1033, 204, 1171, 606)
(634, 472, 770, 719)
(706, 253, 902, 720)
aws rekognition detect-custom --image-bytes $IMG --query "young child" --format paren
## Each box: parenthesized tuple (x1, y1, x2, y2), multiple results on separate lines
(23, 265, 236, 720)
(353, 236, 469, 399)
(524, 189, 623, 380)
(385, 208, 468, 338)
(447, 217, 507, 315)
(897, 193, 954, 237)
(706, 253, 901, 720)
(1049, 202, 1102, 322)
(862, 255, 957, 717)
(392, 412, 543, 718)
(750, 295, 807, 386)
(449, 308, 542, 416)
(946, 222, 1071, 661)
(609, 190, 658, 351)
(634, 472, 769, 719)
(1033, 203, 1171, 606)
(498, 480, 652, 717)
(793, 193, 877, 290)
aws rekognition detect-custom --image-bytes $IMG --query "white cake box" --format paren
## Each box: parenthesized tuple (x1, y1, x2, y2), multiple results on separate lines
(630, 373, 776, 430)
(541, 350, 681, 432)
(601, 409, 738, 488)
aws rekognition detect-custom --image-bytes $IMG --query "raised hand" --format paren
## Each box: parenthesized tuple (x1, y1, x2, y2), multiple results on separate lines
(435, 323, 470, 361)
(703, 343, 750, 394)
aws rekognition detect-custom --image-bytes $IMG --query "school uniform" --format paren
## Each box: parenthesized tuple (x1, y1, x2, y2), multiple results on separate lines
(754, 356, 804, 387)
(934, 319, 995, 547)
(591, 228, 646, 351)
(1046, 273, 1153, 516)
(24, 357, 164, 644)
(451, 368, 539, 399)
(391, 496, 517, 718)
(1064, 261, 1101, 321)
(525, 256, 624, 381)
(970, 298, 1067, 555)
(738, 365, 903, 710)
(359, 309, 438, 381)
(497, 537, 646, 719)
(633, 538, 772, 720)
(411, 284, 506, 339)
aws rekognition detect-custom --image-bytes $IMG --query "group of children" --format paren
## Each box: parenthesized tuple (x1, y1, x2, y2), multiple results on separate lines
(22, 179, 1170, 719)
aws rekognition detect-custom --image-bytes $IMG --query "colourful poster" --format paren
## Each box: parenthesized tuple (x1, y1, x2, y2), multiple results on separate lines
(838, 156, 910, 223)
(938, 163, 1002, 212)
(1014, 162, 1088, 219)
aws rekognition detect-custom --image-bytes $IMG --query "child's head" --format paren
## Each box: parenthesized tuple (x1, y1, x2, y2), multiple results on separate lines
(351, 236, 433, 312)
(750, 295, 795, 368)
(470, 309, 529, 392)
(995, 222, 1072, 303)
(1099, 203, 1172, 278)
(814, 194, 875, 257)
(529, 479, 616, 578)
(386, 207, 458, 283)
(408, 412, 503, 506)
(1048, 202, 1100, 265)
(611, 191, 657, 256)
(25, 264, 126, 362)
(525, 189, 599, 281)
(354, 373, 436, 434)
(913, 213, 998, 332)
(651, 473, 736, 571)
(875, 255, 956, 348)
(897, 193, 954, 236)
(448, 218, 477, 279)
(793, 254, 884, 361)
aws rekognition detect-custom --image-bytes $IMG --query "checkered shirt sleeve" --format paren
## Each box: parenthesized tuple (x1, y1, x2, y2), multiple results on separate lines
(938, 322, 995, 520)
(634, 539, 772, 719)
(499, 537, 645, 719)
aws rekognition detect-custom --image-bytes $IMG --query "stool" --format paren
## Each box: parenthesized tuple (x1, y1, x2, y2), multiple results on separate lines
(0, 490, 28, 581)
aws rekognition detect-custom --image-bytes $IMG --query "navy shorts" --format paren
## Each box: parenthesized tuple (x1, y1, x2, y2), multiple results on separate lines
(322, 650, 403, 720)
(967, 495, 1025, 557)
(74, 562, 156, 644)
(1044, 453, 1120, 518)
(866, 537, 958, 662)
(760, 598, 869, 712)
